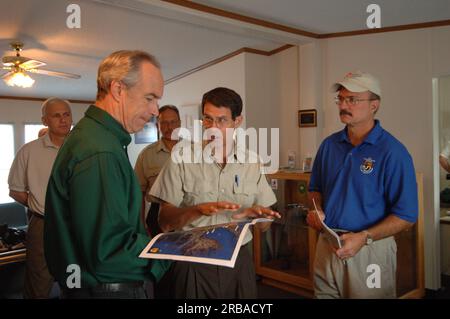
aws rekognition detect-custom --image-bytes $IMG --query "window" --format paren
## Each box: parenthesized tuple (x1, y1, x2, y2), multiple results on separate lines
(24, 124, 46, 144)
(0, 124, 15, 204)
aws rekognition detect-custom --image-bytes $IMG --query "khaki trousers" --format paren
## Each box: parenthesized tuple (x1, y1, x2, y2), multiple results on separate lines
(23, 214, 54, 299)
(314, 232, 397, 299)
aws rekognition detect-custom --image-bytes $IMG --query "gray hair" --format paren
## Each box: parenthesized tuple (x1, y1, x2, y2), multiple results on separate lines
(96, 50, 161, 100)
(41, 97, 71, 117)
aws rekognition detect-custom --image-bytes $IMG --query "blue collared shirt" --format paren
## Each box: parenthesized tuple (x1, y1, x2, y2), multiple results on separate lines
(309, 120, 418, 231)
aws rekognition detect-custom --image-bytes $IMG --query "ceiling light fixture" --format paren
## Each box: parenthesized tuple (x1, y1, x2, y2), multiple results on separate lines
(4, 70, 35, 88)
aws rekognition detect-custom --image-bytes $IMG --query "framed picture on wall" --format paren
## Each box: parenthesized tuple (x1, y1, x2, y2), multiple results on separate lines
(134, 117, 158, 144)
(298, 109, 317, 127)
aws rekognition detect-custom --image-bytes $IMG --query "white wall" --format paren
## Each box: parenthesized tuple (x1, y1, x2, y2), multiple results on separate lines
(137, 48, 301, 171)
(298, 41, 324, 164)
(128, 54, 247, 167)
(244, 49, 300, 170)
(0, 99, 89, 153)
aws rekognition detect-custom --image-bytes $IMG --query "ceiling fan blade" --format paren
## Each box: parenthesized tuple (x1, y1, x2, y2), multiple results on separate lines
(2, 55, 31, 67)
(28, 68, 81, 79)
(1, 71, 14, 79)
(20, 59, 46, 70)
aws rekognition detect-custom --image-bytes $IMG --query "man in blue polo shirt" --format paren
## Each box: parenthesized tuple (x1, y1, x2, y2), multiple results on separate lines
(306, 71, 418, 298)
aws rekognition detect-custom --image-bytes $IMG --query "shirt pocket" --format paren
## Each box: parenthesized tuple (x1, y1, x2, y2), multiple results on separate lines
(233, 181, 258, 208)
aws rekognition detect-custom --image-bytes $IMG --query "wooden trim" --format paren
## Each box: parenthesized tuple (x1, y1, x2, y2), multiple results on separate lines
(319, 19, 450, 38)
(416, 173, 426, 297)
(165, 44, 293, 84)
(269, 44, 295, 55)
(0, 249, 26, 267)
(163, 0, 450, 40)
(161, 0, 319, 38)
(399, 288, 424, 299)
(308, 227, 318, 281)
(267, 171, 311, 181)
(261, 277, 314, 298)
(0, 95, 93, 104)
(253, 227, 262, 272)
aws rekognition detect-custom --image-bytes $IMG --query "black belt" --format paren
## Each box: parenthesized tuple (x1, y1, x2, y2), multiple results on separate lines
(92, 281, 144, 292)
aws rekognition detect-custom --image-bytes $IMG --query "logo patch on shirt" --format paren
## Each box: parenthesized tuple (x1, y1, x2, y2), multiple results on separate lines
(360, 158, 375, 174)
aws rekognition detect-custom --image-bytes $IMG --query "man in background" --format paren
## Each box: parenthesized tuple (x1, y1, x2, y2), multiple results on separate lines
(134, 104, 181, 233)
(8, 97, 72, 298)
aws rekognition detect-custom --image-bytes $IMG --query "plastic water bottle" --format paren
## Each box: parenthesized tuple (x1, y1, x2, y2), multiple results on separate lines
(288, 151, 296, 169)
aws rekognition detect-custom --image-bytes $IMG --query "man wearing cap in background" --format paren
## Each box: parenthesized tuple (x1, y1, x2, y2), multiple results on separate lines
(306, 71, 418, 298)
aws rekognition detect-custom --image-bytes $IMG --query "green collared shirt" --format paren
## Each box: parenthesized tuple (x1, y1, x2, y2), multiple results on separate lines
(44, 105, 169, 288)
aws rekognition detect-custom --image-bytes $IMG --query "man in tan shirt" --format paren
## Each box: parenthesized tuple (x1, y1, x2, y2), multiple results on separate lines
(150, 87, 280, 298)
(8, 97, 72, 298)
(134, 105, 181, 232)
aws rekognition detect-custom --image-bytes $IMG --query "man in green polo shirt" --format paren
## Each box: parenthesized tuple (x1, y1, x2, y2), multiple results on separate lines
(44, 50, 168, 298)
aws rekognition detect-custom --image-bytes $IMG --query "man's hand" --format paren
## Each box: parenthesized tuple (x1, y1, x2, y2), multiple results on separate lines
(306, 209, 325, 231)
(195, 201, 241, 216)
(232, 205, 281, 220)
(335, 232, 367, 260)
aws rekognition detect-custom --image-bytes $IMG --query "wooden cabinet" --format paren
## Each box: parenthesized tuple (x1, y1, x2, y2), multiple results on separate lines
(253, 171, 425, 298)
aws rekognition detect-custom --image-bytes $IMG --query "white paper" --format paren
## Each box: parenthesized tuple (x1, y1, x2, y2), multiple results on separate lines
(139, 218, 273, 268)
(312, 198, 342, 249)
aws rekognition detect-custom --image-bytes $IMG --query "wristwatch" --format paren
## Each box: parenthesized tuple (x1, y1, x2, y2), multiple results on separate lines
(362, 230, 373, 245)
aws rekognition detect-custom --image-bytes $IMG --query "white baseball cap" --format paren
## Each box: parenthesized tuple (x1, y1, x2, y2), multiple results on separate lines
(332, 71, 381, 97)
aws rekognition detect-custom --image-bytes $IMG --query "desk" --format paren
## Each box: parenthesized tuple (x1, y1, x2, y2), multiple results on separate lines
(0, 249, 26, 267)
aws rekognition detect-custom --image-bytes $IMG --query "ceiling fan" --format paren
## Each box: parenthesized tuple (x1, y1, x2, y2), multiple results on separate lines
(1, 42, 80, 87)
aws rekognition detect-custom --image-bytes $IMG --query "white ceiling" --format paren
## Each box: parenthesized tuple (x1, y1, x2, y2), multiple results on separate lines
(0, 0, 449, 100)
(195, 0, 450, 34)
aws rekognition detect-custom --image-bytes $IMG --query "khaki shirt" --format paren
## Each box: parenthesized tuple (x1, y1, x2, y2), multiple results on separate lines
(8, 133, 59, 215)
(134, 140, 171, 201)
(150, 143, 277, 245)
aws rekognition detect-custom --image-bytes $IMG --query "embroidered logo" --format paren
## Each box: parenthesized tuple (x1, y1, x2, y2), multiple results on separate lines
(360, 157, 375, 174)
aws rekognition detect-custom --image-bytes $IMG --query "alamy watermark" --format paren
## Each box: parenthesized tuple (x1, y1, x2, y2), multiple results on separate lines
(366, 4, 381, 29)
(168, 120, 280, 174)
(366, 263, 381, 288)
(66, 263, 81, 288)
(66, 4, 81, 29)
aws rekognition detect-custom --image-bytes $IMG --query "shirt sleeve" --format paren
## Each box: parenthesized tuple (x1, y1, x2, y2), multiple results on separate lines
(441, 141, 450, 159)
(69, 152, 153, 279)
(384, 150, 418, 223)
(8, 145, 28, 192)
(149, 159, 185, 207)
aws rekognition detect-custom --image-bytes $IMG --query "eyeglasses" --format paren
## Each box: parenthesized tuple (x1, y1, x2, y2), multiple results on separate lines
(334, 96, 377, 106)
(202, 115, 232, 127)
(158, 120, 180, 127)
